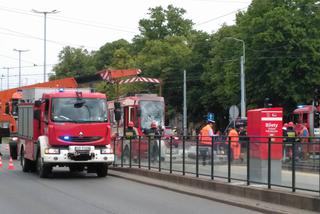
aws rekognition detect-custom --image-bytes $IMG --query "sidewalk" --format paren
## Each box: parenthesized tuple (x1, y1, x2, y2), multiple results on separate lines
(110, 168, 319, 214)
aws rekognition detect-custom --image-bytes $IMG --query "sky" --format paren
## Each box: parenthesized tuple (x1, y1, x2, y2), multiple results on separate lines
(0, 0, 251, 89)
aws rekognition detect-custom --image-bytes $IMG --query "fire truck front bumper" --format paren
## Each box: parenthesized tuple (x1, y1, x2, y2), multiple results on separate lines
(42, 146, 114, 164)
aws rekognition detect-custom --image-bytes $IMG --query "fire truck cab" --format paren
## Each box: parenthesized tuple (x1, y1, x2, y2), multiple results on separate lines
(108, 93, 175, 161)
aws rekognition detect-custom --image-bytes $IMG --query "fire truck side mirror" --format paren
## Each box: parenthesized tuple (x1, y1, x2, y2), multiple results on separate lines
(114, 102, 121, 122)
(34, 100, 42, 108)
(5, 102, 9, 114)
(34, 109, 41, 120)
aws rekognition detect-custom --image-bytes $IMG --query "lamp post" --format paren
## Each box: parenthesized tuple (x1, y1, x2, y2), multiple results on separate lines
(13, 49, 29, 87)
(225, 37, 246, 119)
(32, 9, 59, 82)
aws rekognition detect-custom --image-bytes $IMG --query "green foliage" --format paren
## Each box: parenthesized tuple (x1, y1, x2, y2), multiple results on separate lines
(50, 46, 95, 80)
(51, 1, 320, 127)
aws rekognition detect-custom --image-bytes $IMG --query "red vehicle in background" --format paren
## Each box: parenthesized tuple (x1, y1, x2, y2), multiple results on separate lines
(163, 127, 180, 148)
(108, 93, 176, 161)
(292, 105, 320, 155)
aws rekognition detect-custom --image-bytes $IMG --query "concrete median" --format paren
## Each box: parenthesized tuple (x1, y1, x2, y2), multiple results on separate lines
(110, 167, 319, 213)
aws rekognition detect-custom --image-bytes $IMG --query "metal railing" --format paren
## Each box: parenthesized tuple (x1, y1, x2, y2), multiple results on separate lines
(112, 135, 320, 195)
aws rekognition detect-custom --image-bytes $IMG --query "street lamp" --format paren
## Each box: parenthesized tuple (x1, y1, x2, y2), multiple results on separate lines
(13, 49, 29, 87)
(32, 9, 60, 82)
(224, 37, 246, 119)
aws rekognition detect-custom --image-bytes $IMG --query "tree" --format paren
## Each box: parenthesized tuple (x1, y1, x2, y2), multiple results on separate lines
(236, 0, 320, 111)
(93, 39, 132, 70)
(51, 46, 95, 80)
(136, 36, 192, 116)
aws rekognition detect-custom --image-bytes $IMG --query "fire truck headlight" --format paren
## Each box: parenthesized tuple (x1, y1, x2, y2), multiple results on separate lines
(11, 137, 18, 141)
(63, 136, 70, 141)
(45, 148, 60, 154)
(101, 145, 112, 154)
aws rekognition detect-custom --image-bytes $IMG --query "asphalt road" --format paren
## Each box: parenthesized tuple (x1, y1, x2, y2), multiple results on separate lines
(0, 158, 261, 214)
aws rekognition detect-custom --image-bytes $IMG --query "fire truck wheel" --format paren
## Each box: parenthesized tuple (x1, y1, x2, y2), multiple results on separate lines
(21, 148, 31, 172)
(96, 164, 108, 177)
(9, 142, 18, 160)
(36, 152, 51, 178)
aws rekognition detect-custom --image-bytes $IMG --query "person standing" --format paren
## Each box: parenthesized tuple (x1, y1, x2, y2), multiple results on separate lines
(299, 123, 309, 160)
(125, 121, 137, 139)
(228, 124, 240, 160)
(199, 117, 215, 165)
(286, 122, 296, 161)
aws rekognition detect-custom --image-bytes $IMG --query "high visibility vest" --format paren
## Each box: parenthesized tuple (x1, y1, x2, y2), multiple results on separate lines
(200, 124, 212, 145)
(228, 129, 239, 146)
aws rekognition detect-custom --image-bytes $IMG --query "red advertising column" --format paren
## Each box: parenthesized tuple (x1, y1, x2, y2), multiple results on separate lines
(247, 107, 283, 184)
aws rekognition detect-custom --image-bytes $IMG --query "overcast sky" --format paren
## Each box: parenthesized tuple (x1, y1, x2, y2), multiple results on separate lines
(0, 0, 251, 89)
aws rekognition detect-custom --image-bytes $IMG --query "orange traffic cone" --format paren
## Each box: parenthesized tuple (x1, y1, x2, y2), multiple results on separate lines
(0, 156, 2, 168)
(7, 157, 15, 170)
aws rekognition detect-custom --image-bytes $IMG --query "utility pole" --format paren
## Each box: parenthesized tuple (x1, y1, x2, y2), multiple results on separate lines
(224, 37, 246, 119)
(32, 9, 60, 82)
(13, 49, 29, 87)
(183, 70, 187, 136)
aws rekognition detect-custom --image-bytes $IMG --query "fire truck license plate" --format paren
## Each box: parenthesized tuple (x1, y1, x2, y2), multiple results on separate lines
(75, 146, 91, 151)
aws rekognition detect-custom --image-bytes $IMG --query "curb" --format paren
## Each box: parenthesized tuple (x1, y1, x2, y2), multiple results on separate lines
(110, 167, 319, 213)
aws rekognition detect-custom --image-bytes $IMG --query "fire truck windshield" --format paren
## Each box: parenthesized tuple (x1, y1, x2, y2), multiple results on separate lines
(140, 100, 164, 129)
(51, 98, 107, 123)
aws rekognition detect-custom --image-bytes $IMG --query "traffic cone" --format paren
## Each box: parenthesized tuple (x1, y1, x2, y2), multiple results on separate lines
(0, 156, 2, 168)
(7, 157, 15, 170)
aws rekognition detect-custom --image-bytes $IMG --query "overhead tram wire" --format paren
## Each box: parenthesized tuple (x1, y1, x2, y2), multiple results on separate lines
(0, 5, 138, 34)
(195, 6, 248, 26)
(0, 27, 99, 49)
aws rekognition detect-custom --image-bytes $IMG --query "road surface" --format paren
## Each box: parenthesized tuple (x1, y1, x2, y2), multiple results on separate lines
(0, 158, 261, 214)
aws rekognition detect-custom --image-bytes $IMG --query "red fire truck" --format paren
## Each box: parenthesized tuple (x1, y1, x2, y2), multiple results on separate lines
(292, 105, 320, 154)
(108, 93, 176, 161)
(17, 88, 114, 178)
(0, 78, 78, 159)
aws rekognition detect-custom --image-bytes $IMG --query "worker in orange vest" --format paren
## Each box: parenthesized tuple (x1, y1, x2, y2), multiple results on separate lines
(228, 124, 241, 160)
(199, 114, 215, 165)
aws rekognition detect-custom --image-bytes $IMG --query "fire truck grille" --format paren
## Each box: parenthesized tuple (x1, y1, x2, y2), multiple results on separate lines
(59, 136, 102, 142)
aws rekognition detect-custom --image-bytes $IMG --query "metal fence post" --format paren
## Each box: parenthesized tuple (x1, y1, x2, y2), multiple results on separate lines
(121, 137, 124, 167)
(129, 137, 132, 168)
(228, 136, 231, 183)
(113, 137, 116, 167)
(159, 137, 161, 172)
(170, 136, 172, 174)
(196, 135, 199, 178)
(211, 136, 214, 180)
(138, 136, 141, 168)
(247, 137, 250, 186)
(268, 137, 271, 189)
(292, 141, 296, 192)
(183, 135, 186, 176)
(148, 136, 151, 170)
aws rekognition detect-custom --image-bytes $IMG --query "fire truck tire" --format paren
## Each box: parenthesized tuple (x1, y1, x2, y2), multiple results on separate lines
(21, 148, 31, 172)
(9, 142, 18, 160)
(36, 152, 51, 178)
(96, 164, 108, 177)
